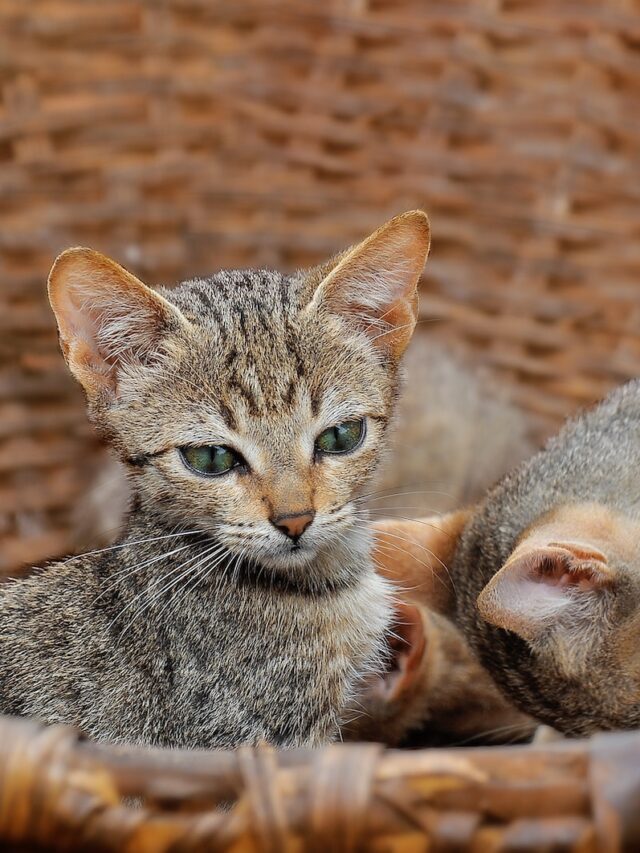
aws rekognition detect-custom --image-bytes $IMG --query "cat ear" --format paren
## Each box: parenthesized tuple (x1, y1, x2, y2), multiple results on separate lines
(370, 601, 426, 701)
(48, 248, 188, 400)
(477, 542, 615, 644)
(373, 511, 470, 615)
(309, 210, 431, 359)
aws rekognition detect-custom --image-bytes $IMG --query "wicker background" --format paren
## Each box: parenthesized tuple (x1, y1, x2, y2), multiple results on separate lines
(2, 0, 640, 573)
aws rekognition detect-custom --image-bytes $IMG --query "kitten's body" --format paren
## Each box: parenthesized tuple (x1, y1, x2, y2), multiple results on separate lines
(377, 380, 640, 737)
(453, 380, 640, 735)
(1, 515, 387, 746)
(343, 592, 535, 748)
(0, 212, 430, 746)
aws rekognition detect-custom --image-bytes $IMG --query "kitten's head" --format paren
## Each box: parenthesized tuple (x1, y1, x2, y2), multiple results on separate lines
(474, 502, 640, 732)
(48, 212, 430, 588)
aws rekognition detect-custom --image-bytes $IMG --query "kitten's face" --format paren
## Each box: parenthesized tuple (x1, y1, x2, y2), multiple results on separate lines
(48, 212, 430, 585)
(110, 271, 394, 575)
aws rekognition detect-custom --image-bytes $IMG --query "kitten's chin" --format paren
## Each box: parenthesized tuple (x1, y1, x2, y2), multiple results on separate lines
(229, 525, 373, 593)
(258, 545, 320, 573)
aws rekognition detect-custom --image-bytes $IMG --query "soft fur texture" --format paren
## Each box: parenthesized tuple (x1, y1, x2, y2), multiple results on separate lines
(454, 380, 640, 736)
(345, 513, 535, 747)
(373, 340, 535, 516)
(343, 597, 535, 747)
(0, 211, 430, 747)
(367, 381, 640, 738)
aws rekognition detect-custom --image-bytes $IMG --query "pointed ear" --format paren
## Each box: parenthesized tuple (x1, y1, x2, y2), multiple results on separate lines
(373, 511, 470, 615)
(308, 210, 430, 360)
(48, 248, 188, 401)
(478, 542, 615, 644)
(371, 601, 426, 702)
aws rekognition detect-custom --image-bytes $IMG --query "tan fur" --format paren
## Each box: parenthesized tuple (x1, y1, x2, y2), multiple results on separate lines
(344, 602, 535, 746)
(370, 507, 625, 737)
(478, 504, 622, 643)
(377, 381, 640, 736)
(345, 521, 534, 746)
(372, 512, 470, 615)
(370, 504, 640, 736)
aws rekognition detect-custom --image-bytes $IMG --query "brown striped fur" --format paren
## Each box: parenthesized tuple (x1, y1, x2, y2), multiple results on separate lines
(0, 212, 430, 747)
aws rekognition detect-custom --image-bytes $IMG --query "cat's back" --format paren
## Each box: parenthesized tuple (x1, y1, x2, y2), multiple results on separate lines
(0, 557, 98, 637)
(457, 378, 640, 594)
(451, 379, 640, 729)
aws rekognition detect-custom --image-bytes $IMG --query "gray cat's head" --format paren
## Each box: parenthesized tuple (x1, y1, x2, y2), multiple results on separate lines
(48, 212, 430, 584)
(460, 381, 640, 733)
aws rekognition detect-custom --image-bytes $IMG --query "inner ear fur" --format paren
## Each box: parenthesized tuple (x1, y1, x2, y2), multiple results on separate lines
(308, 210, 431, 360)
(48, 247, 188, 400)
(375, 600, 426, 701)
(478, 542, 615, 643)
(372, 510, 470, 615)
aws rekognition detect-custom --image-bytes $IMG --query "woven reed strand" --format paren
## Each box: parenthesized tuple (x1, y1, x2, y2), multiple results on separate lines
(1, 715, 639, 851)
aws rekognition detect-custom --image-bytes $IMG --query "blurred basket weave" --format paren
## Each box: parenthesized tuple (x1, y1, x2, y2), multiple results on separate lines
(0, 714, 638, 852)
(3, 0, 640, 574)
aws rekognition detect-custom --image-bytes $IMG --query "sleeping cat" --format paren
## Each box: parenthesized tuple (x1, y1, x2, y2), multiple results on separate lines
(372, 381, 640, 736)
(0, 211, 430, 747)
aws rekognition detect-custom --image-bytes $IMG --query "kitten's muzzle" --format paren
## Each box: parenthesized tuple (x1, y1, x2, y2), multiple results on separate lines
(270, 510, 315, 542)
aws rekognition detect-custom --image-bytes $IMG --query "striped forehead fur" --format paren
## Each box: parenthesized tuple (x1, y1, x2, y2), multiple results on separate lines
(154, 267, 393, 425)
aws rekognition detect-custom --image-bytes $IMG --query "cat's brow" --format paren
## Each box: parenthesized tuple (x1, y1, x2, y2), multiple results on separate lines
(126, 452, 152, 468)
(125, 446, 174, 466)
(217, 399, 237, 430)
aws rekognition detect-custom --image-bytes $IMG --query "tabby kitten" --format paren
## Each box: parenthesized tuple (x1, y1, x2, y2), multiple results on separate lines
(0, 211, 430, 747)
(375, 381, 640, 736)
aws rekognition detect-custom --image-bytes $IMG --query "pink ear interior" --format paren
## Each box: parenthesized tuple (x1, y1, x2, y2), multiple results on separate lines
(311, 210, 431, 359)
(524, 545, 612, 592)
(372, 601, 426, 701)
(48, 247, 185, 398)
(477, 544, 614, 642)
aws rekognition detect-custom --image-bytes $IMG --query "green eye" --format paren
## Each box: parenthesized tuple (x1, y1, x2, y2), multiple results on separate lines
(315, 419, 365, 455)
(180, 445, 242, 476)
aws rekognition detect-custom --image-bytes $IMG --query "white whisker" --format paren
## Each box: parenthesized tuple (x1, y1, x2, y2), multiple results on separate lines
(94, 543, 194, 601)
(62, 528, 200, 565)
(109, 542, 224, 636)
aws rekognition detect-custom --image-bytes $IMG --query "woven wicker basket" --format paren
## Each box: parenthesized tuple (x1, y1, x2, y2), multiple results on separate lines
(0, 715, 638, 852)
(2, 2, 640, 849)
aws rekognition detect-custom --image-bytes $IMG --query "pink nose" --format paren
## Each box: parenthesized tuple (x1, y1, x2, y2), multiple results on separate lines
(271, 510, 315, 541)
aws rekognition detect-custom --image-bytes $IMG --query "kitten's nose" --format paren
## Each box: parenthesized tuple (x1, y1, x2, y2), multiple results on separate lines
(271, 510, 315, 541)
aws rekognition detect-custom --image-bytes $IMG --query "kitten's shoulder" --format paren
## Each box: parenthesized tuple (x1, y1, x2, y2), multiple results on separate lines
(0, 555, 97, 620)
